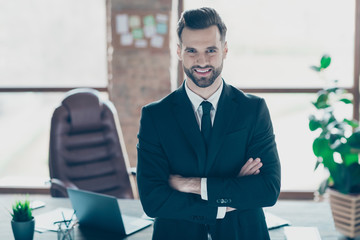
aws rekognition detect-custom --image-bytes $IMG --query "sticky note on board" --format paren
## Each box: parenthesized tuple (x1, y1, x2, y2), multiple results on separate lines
(156, 23, 168, 35)
(144, 25, 156, 38)
(135, 39, 148, 48)
(150, 35, 164, 48)
(129, 15, 141, 28)
(132, 28, 144, 39)
(144, 15, 156, 26)
(121, 33, 133, 46)
(116, 14, 129, 34)
(156, 14, 168, 23)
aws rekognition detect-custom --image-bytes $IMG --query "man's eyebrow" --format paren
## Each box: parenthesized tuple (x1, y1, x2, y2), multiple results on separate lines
(184, 46, 219, 51)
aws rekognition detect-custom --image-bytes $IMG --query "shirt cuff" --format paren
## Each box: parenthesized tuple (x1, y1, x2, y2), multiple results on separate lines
(201, 178, 208, 200)
(202, 178, 226, 219)
(216, 207, 227, 219)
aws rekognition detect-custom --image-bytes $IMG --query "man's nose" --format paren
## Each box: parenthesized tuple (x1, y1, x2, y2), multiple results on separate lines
(196, 53, 209, 66)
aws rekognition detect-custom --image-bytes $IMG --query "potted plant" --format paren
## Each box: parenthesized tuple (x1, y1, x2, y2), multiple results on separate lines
(309, 54, 360, 238)
(10, 199, 35, 240)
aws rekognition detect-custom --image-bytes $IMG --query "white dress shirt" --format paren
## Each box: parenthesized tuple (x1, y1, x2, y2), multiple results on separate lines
(184, 80, 227, 219)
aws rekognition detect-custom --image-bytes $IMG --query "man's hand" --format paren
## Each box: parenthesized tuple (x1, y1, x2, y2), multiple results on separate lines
(226, 207, 236, 212)
(169, 175, 201, 195)
(238, 158, 262, 177)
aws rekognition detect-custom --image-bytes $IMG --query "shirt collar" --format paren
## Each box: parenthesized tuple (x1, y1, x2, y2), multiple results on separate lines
(184, 79, 223, 112)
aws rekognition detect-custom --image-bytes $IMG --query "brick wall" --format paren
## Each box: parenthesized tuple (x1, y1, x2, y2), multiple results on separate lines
(108, 0, 173, 168)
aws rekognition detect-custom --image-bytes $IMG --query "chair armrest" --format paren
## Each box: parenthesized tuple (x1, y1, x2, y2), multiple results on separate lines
(50, 178, 78, 198)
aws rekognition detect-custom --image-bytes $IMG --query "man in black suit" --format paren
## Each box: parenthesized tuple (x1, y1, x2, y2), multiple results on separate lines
(137, 7, 281, 240)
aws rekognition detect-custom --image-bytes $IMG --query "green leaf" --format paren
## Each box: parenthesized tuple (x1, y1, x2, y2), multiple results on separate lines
(313, 138, 329, 157)
(326, 87, 338, 93)
(11, 199, 32, 222)
(339, 98, 352, 104)
(318, 178, 329, 195)
(330, 163, 349, 194)
(327, 163, 360, 194)
(310, 65, 321, 72)
(329, 134, 343, 145)
(320, 54, 331, 69)
(309, 116, 321, 131)
(313, 138, 338, 173)
(332, 140, 348, 152)
(344, 119, 359, 128)
(314, 93, 329, 109)
(342, 153, 358, 166)
(347, 131, 360, 149)
(348, 164, 360, 193)
(314, 158, 322, 171)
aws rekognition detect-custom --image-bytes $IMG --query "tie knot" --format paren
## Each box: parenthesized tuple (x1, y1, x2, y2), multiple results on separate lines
(201, 101, 212, 115)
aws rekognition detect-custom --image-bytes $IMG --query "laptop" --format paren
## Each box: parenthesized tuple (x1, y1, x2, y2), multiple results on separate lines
(67, 188, 153, 236)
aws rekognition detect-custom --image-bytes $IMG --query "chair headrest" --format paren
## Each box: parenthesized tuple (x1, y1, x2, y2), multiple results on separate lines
(62, 88, 103, 132)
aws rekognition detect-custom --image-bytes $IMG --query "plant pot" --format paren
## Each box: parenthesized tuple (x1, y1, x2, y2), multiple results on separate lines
(11, 218, 35, 240)
(329, 189, 360, 238)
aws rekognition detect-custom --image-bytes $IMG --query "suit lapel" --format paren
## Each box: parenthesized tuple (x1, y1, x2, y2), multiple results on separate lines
(172, 83, 207, 175)
(205, 83, 238, 173)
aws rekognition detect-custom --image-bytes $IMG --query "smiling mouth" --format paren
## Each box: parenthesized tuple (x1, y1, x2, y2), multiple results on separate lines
(194, 68, 212, 74)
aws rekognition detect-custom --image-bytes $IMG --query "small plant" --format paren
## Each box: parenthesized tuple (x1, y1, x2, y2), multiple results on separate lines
(10, 199, 33, 222)
(309, 54, 360, 195)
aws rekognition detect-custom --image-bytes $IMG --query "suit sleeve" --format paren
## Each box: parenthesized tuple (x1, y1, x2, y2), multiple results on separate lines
(206, 98, 281, 210)
(137, 106, 218, 224)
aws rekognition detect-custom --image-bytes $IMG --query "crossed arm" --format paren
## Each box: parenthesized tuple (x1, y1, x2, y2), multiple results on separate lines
(137, 99, 280, 224)
(169, 157, 263, 212)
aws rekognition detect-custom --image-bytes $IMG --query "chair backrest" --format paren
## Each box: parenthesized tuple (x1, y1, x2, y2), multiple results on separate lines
(49, 88, 135, 198)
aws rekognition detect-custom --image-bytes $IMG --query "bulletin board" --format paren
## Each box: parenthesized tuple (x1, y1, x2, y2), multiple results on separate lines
(112, 10, 170, 50)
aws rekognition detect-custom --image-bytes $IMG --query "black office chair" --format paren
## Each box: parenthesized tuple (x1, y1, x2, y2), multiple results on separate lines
(49, 88, 136, 198)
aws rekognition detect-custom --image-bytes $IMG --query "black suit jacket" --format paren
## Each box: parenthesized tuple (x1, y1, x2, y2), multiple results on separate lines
(137, 81, 281, 240)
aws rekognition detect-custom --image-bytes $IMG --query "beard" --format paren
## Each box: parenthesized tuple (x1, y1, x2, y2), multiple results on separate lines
(183, 62, 223, 88)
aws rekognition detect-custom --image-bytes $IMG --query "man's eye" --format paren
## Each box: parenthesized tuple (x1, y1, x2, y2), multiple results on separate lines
(208, 49, 216, 53)
(186, 49, 196, 53)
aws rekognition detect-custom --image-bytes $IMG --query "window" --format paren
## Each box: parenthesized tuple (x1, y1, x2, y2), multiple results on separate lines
(0, 0, 107, 87)
(0, 0, 107, 187)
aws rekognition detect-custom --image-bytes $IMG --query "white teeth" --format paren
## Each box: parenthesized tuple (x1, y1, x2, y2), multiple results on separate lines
(196, 69, 210, 73)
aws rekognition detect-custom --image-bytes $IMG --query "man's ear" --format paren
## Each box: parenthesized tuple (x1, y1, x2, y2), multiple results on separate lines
(177, 44, 182, 61)
(223, 41, 228, 59)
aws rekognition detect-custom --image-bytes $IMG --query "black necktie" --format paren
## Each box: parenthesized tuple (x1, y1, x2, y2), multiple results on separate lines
(201, 101, 212, 146)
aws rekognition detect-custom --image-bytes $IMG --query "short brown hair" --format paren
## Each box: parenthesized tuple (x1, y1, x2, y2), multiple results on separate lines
(177, 7, 227, 44)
